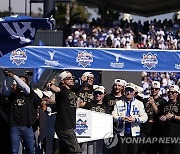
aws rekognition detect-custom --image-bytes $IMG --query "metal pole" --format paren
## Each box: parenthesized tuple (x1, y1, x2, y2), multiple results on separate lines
(25, 0, 27, 15)
(8, 0, 11, 15)
(30, 1, 32, 16)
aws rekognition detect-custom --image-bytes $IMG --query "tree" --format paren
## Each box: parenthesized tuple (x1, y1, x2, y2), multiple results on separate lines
(0, 11, 10, 17)
(55, 0, 90, 27)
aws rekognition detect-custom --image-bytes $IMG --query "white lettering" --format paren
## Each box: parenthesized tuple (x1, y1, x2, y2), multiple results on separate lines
(2, 22, 35, 44)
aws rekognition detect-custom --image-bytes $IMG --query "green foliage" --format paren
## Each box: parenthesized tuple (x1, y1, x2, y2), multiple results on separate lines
(55, 0, 90, 26)
(0, 11, 10, 18)
(70, 4, 90, 24)
(55, 3, 67, 26)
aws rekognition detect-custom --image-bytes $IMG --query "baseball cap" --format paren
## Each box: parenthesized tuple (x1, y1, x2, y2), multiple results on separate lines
(151, 81, 160, 89)
(58, 71, 72, 81)
(43, 90, 53, 98)
(68, 35, 73, 40)
(133, 84, 144, 97)
(125, 83, 135, 91)
(121, 80, 127, 86)
(135, 85, 143, 93)
(94, 86, 105, 94)
(169, 85, 180, 94)
(114, 79, 127, 86)
(114, 79, 121, 84)
(82, 72, 94, 77)
(34, 88, 43, 99)
(93, 85, 99, 90)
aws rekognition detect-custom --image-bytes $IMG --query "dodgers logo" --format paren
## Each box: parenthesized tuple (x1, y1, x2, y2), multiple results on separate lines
(110, 53, 124, 68)
(10, 48, 27, 65)
(75, 119, 88, 135)
(132, 105, 139, 115)
(2, 19, 35, 44)
(76, 50, 93, 67)
(141, 52, 158, 69)
(44, 51, 60, 66)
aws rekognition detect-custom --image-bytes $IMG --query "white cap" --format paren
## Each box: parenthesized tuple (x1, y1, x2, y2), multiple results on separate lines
(125, 83, 135, 90)
(58, 71, 72, 81)
(82, 72, 94, 77)
(94, 86, 105, 94)
(133, 84, 144, 97)
(135, 85, 143, 93)
(120, 79, 127, 86)
(114, 79, 127, 86)
(75, 31, 80, 35)
(68, 35, 73, 40)
(151, 81, 160, 89)
(114, 79, 121, 84)
(34, 88, 43, 99)
(159, 31, 165, 36)
(43, 90, 53, 98)
(93, 85, 99, 89)
(142, 71, 147, 77)
(169, 85, 180, 94)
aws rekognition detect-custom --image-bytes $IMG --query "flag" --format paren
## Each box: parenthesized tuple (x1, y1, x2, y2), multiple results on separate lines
(39, 40, 45, 46)
(33, 67, 46, 83)
(0, 15, 55, 56)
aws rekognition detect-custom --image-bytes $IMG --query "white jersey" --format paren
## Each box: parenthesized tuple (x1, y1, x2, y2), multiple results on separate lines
(112, 98, 148, 136)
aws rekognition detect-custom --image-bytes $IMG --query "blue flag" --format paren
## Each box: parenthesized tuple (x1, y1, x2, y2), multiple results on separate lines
(0, 15, 55, 56)
(33, 67, 46, 83)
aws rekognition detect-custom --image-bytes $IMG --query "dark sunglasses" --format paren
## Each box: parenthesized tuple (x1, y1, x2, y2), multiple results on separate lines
(151, 88, 159, 91)
(168, 91, 177, 94)
(125, 91, 134, 95)
(94, 91, 103, 95)
(87, 76, 95, 80)
(64, 76, 75, 80)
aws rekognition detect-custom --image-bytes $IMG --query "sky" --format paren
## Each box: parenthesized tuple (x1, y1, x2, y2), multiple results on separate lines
(0, 0, 43, 14)
(0, 0, 175, 23)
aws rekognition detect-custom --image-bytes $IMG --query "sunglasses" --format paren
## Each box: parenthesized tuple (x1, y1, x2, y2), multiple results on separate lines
(125, 90, 134, 94)
(94, 91, 103, 95)
(151, 88, 159, 91)
(64, 76, 75, 80)
(168, 91, 177, 95)
(87, 76, 95, 80)
(125, 88, 134, 93)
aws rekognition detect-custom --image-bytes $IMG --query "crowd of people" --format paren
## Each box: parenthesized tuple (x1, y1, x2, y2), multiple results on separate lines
(0, 69, 179, 154)
(142, 72, 180, 100)
(65, 18, 180, 50)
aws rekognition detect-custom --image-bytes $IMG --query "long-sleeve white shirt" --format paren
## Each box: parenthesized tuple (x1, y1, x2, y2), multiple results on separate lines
(112, 98, 148, 136)
(3, 75, 30, 96)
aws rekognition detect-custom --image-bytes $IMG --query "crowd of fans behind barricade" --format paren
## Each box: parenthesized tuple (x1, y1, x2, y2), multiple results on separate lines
(142, 72, 180, 100)
(65, 17, 180, 50)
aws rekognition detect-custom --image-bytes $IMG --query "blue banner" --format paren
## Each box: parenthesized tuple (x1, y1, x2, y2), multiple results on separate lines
(0, 47, 180, 72)
(0, 15, 54, 56)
